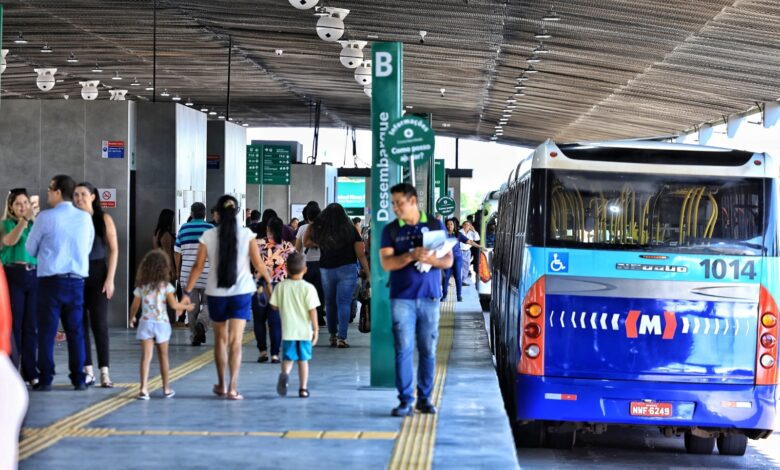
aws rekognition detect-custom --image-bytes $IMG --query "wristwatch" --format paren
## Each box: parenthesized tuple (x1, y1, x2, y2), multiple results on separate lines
(182, 289, 192, 297)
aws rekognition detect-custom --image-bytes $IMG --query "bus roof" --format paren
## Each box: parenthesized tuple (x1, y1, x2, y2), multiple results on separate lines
(530, 139, 776, 178)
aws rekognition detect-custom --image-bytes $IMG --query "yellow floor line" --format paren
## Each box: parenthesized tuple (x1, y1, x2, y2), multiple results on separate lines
(387, 296, 456, 470)
(22, 426, 394, 441)
(19, 332, 256, 460)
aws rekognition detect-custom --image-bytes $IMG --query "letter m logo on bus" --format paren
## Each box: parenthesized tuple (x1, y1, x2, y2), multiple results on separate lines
(625, 310, 677, 339)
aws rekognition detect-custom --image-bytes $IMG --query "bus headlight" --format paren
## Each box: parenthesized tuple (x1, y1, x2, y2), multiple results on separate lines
(525, 344, 541, 358)
(760, 354, 775, 368)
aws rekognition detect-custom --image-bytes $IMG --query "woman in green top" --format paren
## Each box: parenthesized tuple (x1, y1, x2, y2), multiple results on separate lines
(1, 188, 39, 386)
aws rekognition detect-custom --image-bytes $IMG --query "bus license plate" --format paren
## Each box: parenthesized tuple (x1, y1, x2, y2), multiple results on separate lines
(630, 402, 672, 417)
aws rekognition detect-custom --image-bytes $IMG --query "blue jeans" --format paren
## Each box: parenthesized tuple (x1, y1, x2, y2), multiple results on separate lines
(441, 254, 463, 299)
(6, 265, 39, 382)
(252, 292, 281, 356)
(37, 277, 86, 387)
(391, 298, 440, 404)
(321, 264, 358, 340)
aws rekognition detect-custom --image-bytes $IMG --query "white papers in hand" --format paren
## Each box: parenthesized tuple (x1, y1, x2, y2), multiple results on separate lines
(414, 230, 456, 272)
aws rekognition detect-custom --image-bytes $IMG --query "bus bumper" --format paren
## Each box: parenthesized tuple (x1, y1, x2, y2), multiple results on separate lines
(515, 375, 777, 432)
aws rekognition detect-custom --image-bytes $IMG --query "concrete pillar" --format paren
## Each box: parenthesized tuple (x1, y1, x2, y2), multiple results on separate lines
(0, 99, 134, 327)
(207, 121, 247, 214)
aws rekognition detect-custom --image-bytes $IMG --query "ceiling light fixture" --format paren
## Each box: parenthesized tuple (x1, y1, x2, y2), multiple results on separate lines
(526, 65, 539, 74)
(160, 89, 170, 97)
(533, 42, 550, 54)
(442, 123, 451, 128)
(534, 28, 552, 40)
(40, 43, 53, 54)
(242, 123, 249, 127)
(0, 50, 8, 75)
(514, 91, 526, 97)
(185, 98, 194, 106)
(111, 71, 123, 80)
(66, 52, 79, 63)
(218, 114, 226, 120)
(542, 5, 561, 22)
(517, 75, 529, 82)
(130, 77, 141, 86)
(526, 54, 541, 64)
(92, 63, 103, 73)
(145, 82, 154, 91)
(209, 111, 217, 116)
(14, 33, 28, 45)
(172, 94, 181, 101)
(200, 107, 209, 112)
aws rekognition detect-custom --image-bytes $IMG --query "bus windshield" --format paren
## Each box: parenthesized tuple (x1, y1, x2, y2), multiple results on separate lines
(544, 169, 771, 256)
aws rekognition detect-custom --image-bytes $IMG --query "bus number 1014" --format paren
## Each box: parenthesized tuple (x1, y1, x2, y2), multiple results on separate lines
(699, 259, 756, 280)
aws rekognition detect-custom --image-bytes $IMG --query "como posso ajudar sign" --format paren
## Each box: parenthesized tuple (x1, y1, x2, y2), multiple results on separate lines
(385, 116, 435, 167)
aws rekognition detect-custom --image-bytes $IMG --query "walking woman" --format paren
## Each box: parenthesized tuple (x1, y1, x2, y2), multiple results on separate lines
(253, 217, 295, 363)
(441, 217, 482, 302)
(295, 203, 325, 326)
(1, 188, 39, 386)
(184, 195, 272, 400)
(305, 203, 369, 348)
(74, 182, 118, 387)
(153, 209, 177, 322)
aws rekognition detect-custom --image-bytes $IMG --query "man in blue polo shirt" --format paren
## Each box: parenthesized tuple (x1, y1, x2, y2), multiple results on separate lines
(26, 175, 94, 391)
(174, 202, 213, 346)
(380, 183, 453, 417)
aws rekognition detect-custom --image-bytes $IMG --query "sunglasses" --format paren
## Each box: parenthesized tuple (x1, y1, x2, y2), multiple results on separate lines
(9, 188, 27, 196)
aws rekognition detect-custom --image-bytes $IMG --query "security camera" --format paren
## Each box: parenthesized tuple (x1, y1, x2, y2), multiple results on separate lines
(419, 30, 427, 44)
(275, 49, 284, 56)
(315, 8, 349, 42)
(34, 68, 57, 92)
(440, 87, 446, 97)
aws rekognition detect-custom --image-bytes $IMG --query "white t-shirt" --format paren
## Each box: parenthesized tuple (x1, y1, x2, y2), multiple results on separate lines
(296, 223, 321, 262)
(199, 224, 257, 297)
(460, 229, 480, 251)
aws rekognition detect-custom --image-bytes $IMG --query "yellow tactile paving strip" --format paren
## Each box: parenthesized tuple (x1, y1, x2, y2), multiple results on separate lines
(20, 297, 457, 466)
(387, 296, 456, 470)
(19, 333, 256, 460)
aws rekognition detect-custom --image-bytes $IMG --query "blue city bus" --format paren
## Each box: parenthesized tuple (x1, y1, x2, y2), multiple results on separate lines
(491, 140, 779, 455)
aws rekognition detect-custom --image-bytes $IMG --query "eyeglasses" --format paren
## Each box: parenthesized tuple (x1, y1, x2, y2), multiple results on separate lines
(9, 188, 27, 196)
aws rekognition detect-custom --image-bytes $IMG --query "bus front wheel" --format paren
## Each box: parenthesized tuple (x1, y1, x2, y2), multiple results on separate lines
(717, 434, 747, 456)
(514, 421, 545, 448)
(545, 429, 576, 450)
(684, 432, 715, 454)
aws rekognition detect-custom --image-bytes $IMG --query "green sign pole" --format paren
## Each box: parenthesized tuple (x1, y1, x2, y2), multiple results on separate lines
(370, 42, 402, 387)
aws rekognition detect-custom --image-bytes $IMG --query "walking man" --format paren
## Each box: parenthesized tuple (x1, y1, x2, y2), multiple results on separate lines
(380, 183, 453, 416)
(174, 202, 213, 346)
(26, 175, 94, 390)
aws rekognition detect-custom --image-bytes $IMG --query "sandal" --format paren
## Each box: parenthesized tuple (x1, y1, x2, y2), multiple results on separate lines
(213, 384, 226, 397)
(257, 352, 269, 363)
(100, 370, 114, 388)
(270, 355, 280, 364)
(137, 392, 150, 400)
(337, 339, 350, 348)
(226, 391, 244, 400)
(163, 389, 176, 399)
(276, 372, 289, 396)
(84, 373, 96, 387)
(299, 388, 310, 398)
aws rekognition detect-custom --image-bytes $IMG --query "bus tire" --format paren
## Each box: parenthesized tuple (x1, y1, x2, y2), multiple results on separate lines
(717, 434, 747, 456)
(684, 432, 715, 454)
(545, 429, 576, 450)
(514, 421, 545, 448)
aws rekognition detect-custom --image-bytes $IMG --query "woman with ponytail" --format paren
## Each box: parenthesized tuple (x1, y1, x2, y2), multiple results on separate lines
(184, 195, 272, 400)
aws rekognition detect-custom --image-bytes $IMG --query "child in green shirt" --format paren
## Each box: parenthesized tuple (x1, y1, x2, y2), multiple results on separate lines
(270, 252, 320, 398)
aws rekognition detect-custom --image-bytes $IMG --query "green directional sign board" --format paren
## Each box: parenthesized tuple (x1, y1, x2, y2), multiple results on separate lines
(436, 195, 456, 217)
(246, 145, 262, 184)
(262, 144, 292, 185)
(385, 116, 435, 167)
(434, 159, 446, 200)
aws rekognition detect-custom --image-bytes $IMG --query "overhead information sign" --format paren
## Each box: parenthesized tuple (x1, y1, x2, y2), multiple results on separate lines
(262, 144, 292, 185)
(246, 145, 262, 184)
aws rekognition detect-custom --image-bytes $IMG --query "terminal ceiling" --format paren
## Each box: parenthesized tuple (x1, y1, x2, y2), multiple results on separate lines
(1, 0, 779, 146)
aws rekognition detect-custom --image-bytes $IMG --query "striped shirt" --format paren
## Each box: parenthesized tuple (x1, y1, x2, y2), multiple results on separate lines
(174, 219, 213, 289)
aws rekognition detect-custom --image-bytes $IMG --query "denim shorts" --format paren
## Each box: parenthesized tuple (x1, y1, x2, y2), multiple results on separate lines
(282, 340, 312, 361)
(136, 320, 172, 344)
(207, 293, 252, 322)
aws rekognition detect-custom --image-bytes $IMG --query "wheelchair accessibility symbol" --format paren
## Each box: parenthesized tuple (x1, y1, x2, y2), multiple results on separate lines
(548, 253, 568, 273)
